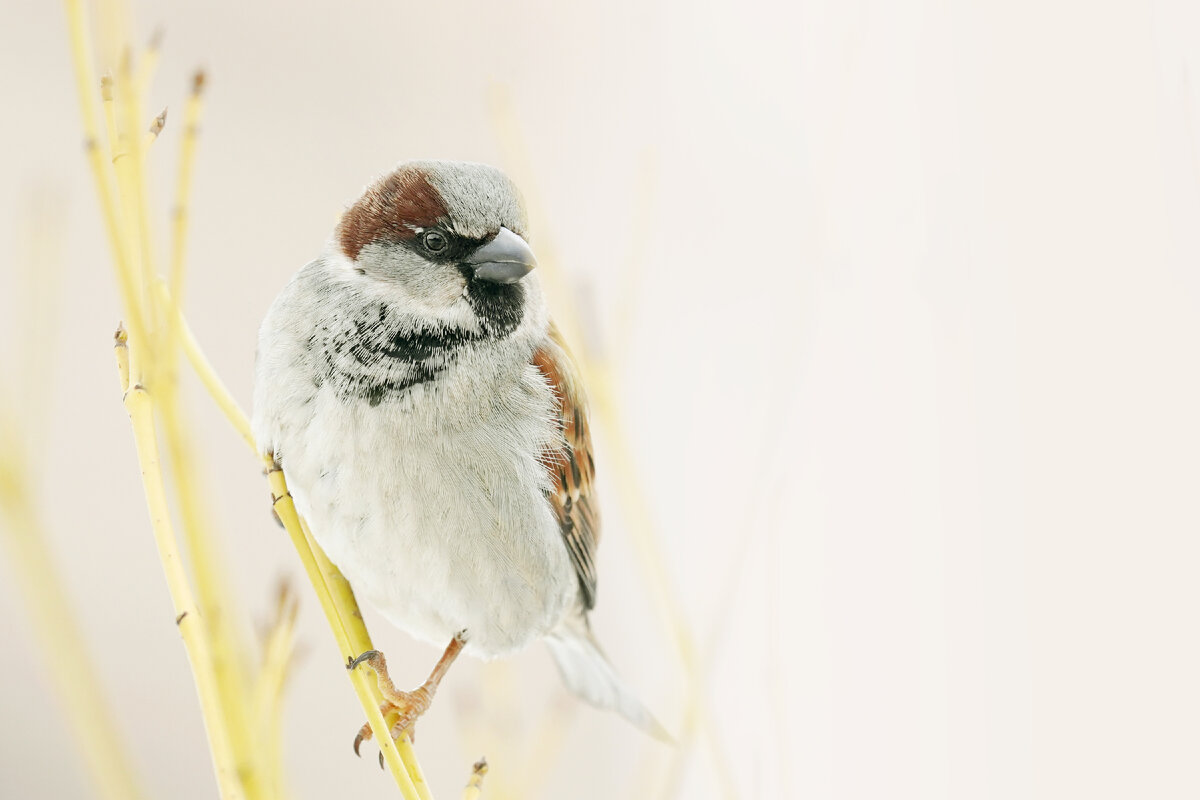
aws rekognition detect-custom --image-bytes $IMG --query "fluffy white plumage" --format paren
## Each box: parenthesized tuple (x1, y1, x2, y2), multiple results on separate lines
(254, 253, 576, 655)
(251, 160, 664, 737)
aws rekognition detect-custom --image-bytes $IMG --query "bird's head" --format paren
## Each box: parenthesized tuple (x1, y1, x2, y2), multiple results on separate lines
(335, 160, 539, 338)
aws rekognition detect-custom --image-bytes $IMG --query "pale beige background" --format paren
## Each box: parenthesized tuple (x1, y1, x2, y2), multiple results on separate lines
(3, 1, 1200, 798)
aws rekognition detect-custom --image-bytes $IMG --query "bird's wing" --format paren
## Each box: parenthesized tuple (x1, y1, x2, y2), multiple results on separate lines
(532, 321, 599, 611)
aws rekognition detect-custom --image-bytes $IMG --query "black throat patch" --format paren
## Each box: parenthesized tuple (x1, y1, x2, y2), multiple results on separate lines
(464, 278, 525, 339)
(320, 295, 524, 406)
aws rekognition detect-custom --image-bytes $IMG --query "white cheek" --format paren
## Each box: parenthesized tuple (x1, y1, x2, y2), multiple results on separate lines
(438, 275, 467, 305)
(397, 262, 464, 308)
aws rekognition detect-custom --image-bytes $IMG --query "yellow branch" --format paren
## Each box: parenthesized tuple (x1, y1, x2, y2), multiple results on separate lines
(67, 5, 443, 795)
(302, 518, 434, 800)
(142, 71, 264, 798)
(153, 155, 438, 799)
(156, 377, 263, 797)
(154, 280, 256, 451)
(66, 4, 145, 375)
(115, 332, 245, 800)
(136, 27, 163, 94)
(164, 70, 204, 379)
(101, 75, 119, 149)
(169, 276, 437, 798)
(268, 468, 425, 800)
(116, 54, 157, 345)
(109, 69, 153, 385)
(72, 10, 259, 793)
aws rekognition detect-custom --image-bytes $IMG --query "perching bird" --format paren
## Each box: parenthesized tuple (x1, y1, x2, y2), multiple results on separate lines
(252, 160, 664, 752)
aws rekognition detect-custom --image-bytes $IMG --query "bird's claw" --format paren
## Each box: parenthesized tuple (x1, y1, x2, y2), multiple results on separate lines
(348, 642, 460, 766)
(353, 727, 368, 757)
(347, 649, 380, 671)
(352, 693, 426, 766)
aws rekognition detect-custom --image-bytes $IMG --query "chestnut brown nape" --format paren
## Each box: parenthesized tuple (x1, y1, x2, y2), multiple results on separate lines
(338, 167, 448, 261)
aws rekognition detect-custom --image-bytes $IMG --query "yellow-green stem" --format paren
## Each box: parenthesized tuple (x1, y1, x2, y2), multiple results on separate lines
(117, 337, 244, 800)
(157, 380, 263, 798)
(268, 468, 425, 800)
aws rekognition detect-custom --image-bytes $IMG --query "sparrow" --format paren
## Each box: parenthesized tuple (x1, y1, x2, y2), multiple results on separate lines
(251, 160, 664, 753)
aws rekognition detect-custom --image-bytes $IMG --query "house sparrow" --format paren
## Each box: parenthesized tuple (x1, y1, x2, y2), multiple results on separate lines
(252, 160, 665, 752)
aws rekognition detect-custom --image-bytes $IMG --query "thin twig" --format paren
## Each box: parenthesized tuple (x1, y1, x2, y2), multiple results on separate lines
(462, 758, 488, 800)
(164, 69, 204, 378)
(115, 333, 245, 799)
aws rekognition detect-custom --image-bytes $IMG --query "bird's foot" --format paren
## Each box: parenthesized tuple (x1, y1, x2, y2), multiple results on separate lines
(348, 650, 434, 763)
(347, 636, 466, 765)
(351, 692, 431, 763)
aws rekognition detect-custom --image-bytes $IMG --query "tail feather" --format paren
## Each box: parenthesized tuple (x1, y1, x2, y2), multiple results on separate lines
(545, 619, 672, 741)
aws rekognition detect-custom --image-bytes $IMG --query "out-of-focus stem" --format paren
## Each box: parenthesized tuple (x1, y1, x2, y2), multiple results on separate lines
(115, 55, 157, 348)
(66, 1, 145, 377)
(587, 371, 739, 800)
(136, 27, 162, 93)
(164, 70, 204, 379)
(0, 424, 147, 800)
(489, 85, 740, 800)
(254, 583, 299, 800)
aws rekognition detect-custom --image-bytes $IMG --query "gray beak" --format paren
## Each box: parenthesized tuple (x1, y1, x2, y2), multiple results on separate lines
(465, 226, 537, 284)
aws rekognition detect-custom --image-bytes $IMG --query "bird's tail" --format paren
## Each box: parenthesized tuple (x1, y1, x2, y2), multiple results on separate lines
(545, 616, 671, 741)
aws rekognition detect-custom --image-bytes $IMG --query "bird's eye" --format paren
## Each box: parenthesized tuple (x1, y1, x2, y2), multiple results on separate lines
(421, 231, 448, 253)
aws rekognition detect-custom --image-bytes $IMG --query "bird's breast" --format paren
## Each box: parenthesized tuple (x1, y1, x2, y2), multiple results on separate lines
(281, 350, 575, 656)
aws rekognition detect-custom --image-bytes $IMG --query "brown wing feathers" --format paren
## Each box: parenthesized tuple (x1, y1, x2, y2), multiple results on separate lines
(532, 323, 599, 611)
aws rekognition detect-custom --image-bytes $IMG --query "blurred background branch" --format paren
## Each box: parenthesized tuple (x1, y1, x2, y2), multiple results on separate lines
(489, 84, 738, 800)
(0, 195, 145, 800)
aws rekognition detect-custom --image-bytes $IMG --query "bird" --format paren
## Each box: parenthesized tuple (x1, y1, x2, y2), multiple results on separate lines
(251, 159, 665, 754)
